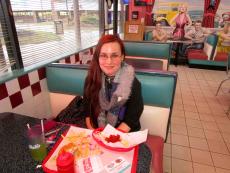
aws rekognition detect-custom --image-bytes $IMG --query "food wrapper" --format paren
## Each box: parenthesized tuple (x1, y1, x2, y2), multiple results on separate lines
(99, 124, 148, 148)
(43, 126, 138, 173)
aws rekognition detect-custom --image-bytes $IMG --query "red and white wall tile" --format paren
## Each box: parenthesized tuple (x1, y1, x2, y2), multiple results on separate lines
(58, 47, 94, 64)
(0, 47, 95, 118)
(0, 67, 52, 119)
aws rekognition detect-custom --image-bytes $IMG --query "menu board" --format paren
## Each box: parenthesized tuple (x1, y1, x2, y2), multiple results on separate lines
(124, 20, 144, 41)
(128, 25, 139, 34)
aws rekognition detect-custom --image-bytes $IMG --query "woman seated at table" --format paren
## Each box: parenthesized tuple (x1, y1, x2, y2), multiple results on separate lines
(83, 34, 143, 133)
(152, 21, 168, 42)
(217, 22, 230, 53)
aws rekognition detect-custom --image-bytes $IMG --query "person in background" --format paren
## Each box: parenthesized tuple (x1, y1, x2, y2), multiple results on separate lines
(170, 3, 192, 40)
(182, 20, 213, 54)
(83, 34, 143, 132)
(184, 20, 207, 49)
(217, 22, 230, 53)
(152, 21, 168, 42)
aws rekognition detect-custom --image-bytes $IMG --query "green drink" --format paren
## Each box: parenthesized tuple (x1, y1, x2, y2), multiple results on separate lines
(27, 126, 47, 161)
(29, 143, 47, 161)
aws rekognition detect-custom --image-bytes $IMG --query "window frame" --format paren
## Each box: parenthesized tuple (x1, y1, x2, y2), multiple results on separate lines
(0, 0, 23, 70)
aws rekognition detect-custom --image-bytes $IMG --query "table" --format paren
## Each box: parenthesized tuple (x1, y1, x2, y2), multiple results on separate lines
(0, 112, 152, 173)
(125, 56, 168, 71)
(0, 112, 44, 173)
(167, 39, 193, 66)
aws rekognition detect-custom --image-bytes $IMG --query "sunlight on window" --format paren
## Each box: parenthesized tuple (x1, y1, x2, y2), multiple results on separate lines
(10, 0, 99, 67)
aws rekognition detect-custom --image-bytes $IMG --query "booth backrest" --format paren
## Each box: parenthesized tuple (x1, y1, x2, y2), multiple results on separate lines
(136, 72, 176, 107)
(144, 31, 153, 41)
(47, 64, 177, 108)
(206, 34, 218, 46)
(46, 65, 87, 96)
(124, 41, 171, 61)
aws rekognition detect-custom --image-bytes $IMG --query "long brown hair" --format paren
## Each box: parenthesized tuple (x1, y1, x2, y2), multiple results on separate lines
(83, 34, 125, 128)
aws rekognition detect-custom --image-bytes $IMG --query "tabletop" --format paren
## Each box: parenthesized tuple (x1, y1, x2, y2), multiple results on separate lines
(0, 112, 44, 173)
(0, 112, 152, 173)
(125, 56, 168, 71)
(166, 39, 193, 44)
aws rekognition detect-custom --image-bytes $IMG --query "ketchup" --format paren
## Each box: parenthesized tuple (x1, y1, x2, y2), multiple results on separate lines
(56, 152, 75, 173)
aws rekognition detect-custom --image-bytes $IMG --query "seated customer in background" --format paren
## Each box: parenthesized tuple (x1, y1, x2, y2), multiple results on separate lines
(83, 34, 143, 133)
(217, 22, 230, 53)
(152, 21, 167, 42)
(182, 20, 211, 54)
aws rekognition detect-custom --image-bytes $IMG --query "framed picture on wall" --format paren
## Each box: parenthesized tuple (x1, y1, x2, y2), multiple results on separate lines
(128, 25, 139, 33)
(124, 20, 144, 41)
(132, 11, 139, 20)
(134, 0, 153, 6)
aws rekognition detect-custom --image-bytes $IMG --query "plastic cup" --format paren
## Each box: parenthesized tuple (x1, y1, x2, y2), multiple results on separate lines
(27, 126, 47, 161)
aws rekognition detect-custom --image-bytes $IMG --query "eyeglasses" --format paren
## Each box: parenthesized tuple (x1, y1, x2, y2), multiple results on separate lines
(99, 53, 122, 61)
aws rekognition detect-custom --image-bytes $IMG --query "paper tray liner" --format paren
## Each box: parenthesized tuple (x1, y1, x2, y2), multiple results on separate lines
(42, 126, 138, 173)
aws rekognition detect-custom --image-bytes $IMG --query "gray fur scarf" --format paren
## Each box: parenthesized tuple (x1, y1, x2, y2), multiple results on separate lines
(97, 63, 135, 128)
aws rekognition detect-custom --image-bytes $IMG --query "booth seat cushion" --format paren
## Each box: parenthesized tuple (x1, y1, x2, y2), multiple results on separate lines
(214, 52, 228, 62)
(187, 34, 218, 61)
(187, 50, 208, 60)
(144, 31, 153, 41)
(140, 105, 170, 140)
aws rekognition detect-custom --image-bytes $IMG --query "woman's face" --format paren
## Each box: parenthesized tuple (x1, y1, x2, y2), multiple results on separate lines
(99, 42, 123, 76)
(179, 4, 187, 13)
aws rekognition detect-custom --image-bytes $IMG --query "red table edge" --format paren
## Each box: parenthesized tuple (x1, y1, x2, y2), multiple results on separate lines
(131, 145, 139, 173)
(42, 127, 69, 173)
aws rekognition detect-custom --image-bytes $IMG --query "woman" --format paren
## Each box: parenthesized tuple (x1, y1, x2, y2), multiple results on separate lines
(83, 34, 143, 132)
(152, 21, 168, 42)
(170, 3, 192, 40)
(217, 22, 230, 53)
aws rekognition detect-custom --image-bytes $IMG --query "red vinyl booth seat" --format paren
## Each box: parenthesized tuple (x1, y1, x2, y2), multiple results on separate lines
(187, 34, 218, 61)
(187, 49, 208, 60)
(214, 52, 228, 62)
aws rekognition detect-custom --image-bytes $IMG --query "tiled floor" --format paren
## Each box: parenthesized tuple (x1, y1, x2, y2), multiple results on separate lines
(164, 65, 230, 173)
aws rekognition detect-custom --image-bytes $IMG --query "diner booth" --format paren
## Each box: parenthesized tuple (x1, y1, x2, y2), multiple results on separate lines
(124, 0, 229, 72)
(0, 0, 230, 173)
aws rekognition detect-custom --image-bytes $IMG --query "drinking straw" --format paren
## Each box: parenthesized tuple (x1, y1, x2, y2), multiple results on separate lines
(41, 119, 45, 141)
(45, 128, 61, 136)
(46, 140, 55, 144)
(26, 123, 31, 129)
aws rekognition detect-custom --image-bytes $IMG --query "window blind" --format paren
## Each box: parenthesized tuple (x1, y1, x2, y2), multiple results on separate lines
(10, 0, 99, 67)
(0, 4, 16, 74)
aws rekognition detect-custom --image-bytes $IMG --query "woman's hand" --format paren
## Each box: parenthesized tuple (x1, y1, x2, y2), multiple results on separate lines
(117, 122, 131, 133)
(85, 117, 95, 130)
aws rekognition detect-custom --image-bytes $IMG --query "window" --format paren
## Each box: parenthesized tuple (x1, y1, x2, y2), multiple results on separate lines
(7, 0, 100, 68)
(0, 1, 18, 74)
